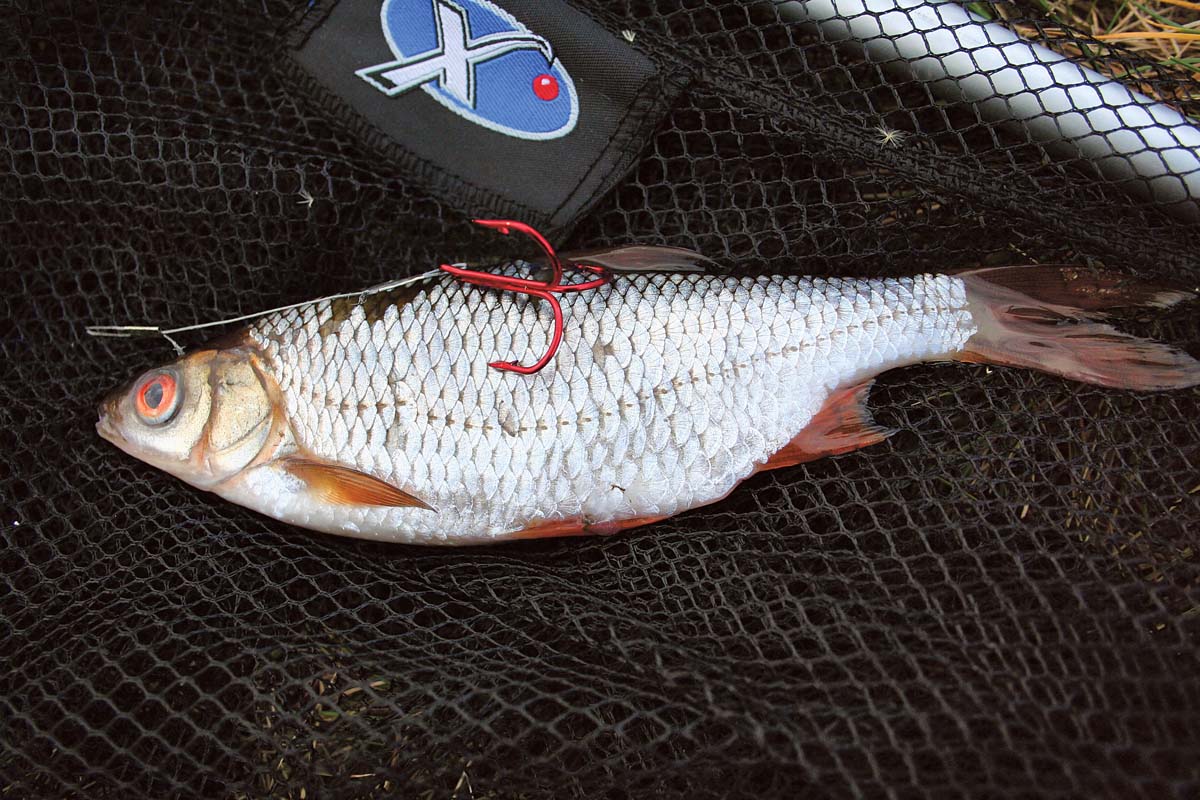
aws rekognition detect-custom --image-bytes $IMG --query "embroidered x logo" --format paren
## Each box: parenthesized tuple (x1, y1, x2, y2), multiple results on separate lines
(358, 0, 551, 108)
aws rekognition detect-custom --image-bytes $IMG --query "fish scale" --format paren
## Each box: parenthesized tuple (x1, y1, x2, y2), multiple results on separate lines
(245, 268, 975, 543)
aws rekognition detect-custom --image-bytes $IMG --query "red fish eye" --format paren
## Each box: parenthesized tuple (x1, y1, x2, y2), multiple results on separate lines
(136, 373, 178, 423)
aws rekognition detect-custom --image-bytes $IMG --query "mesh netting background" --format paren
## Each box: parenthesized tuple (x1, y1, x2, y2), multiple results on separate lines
(3, 0, 1200, 797)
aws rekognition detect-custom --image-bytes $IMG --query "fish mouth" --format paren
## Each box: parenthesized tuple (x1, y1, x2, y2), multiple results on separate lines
(96, 396, 125, 446)
(96, 400, 149, 466)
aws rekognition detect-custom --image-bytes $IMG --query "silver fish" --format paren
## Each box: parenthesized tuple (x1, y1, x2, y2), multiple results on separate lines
(97, 250, 1199, 545)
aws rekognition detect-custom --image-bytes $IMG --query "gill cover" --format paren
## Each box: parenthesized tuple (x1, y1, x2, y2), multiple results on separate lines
(98, 349, 282, 491)
(200, 355, 279, 480)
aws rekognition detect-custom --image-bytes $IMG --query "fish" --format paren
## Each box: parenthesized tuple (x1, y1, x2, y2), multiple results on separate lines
(96, 246, 1200, 545)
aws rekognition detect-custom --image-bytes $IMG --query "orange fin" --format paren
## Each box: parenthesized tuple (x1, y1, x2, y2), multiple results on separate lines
(283, 458, 434, 511)
(959, 266, 1200, 391)
(758, 380, 895, 471)
(505, 514, 668, 541)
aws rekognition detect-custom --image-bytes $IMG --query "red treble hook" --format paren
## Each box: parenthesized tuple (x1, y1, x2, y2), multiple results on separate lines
(439, 220, 611, 375)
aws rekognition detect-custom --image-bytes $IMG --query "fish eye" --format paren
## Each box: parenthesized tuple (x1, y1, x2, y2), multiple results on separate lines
(134, 370, 180, 425)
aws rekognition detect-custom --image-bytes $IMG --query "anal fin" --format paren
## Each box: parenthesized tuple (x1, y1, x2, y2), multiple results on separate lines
(283, 457, 435, 511)
(758, 379, 895, 472)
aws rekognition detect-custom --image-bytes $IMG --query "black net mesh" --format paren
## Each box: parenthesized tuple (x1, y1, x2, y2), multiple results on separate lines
(3, 0, 1200, 797)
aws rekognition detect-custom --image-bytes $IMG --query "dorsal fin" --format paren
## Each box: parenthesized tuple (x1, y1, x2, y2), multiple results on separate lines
(283, 457, 434, 510)
(562, 245, 715, 274)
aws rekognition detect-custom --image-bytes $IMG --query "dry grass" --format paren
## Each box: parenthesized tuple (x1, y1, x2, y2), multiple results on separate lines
(969, 0, 1200, 104)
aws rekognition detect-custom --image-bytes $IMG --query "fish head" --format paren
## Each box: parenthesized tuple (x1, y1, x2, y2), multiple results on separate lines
(97, 348, 281, 491)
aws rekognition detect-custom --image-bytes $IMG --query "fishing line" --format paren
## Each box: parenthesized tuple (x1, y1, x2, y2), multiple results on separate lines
(85, 269, 445, 355)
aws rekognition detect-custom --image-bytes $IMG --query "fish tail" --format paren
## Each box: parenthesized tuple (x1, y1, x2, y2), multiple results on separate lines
(957, 265, 1200, 391)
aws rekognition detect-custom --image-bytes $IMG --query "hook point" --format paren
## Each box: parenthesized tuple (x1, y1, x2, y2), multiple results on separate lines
(443, 221, 611, 375)
(472, 219, 514, 235)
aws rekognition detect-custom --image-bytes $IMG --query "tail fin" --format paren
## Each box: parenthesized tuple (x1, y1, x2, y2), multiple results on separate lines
(958, 266, 1200, 391)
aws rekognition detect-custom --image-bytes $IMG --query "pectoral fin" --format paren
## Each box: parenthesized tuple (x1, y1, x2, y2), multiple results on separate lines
(282, 457, 434, 511)
(758, 379, 896, 472)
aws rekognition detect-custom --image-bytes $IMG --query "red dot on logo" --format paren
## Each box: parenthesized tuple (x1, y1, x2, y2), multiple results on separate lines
(532, 74, 559, 101)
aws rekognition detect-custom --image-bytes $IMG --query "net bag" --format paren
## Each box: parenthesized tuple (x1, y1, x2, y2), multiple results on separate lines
(2, 0, 1199, 797)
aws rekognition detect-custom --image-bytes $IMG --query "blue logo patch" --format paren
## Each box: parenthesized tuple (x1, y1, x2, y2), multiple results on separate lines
(357, 0, 579, 140)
